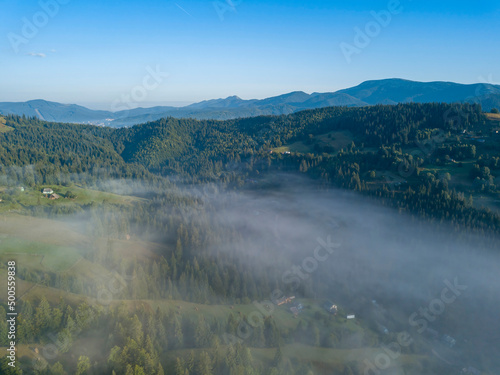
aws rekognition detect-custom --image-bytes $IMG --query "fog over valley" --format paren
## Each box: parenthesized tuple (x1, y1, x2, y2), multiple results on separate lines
(2, 1, 500, 373)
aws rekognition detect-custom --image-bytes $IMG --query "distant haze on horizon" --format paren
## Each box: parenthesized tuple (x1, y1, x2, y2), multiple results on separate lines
(2, 0, 500, 109)
(77, 101, 196, 111)
(7, 77, 499, 112)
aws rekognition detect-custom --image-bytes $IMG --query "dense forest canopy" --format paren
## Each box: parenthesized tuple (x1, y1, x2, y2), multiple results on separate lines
(1, 102, 498, 232)
(0, 102, 499, 375)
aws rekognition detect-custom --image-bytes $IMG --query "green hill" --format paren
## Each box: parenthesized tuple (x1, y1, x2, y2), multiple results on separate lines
(0, 103, 499, 374)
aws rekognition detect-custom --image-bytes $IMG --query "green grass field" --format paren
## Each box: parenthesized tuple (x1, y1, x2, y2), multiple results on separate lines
(485, 113, 500, 121)
(0, 214, 88, 245)
(273, 130, 355, 155)
(0, 184, 145, 216)
(0, 237, 82, 271)
(0, 181, 496, 374)
(0, 116, 14, 133)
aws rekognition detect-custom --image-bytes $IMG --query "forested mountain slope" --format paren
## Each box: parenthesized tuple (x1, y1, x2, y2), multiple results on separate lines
(0, 104, 499, 374)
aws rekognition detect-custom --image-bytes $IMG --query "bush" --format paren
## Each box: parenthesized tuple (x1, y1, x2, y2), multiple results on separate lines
(66, 190, 77, 199)
(492, 108, 499, 114)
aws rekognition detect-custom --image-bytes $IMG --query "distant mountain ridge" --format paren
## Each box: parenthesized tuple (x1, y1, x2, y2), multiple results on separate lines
(1, 79, 499, 127)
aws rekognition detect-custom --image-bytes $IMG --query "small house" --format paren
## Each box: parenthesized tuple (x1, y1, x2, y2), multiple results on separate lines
(290, 302, 304, 317)
(323, 301, 338, 314)
(42, 188, 54, 195)
(49, 194, 60, 200)
(276, 296, 295, 306)
(346, 315, 355, 319)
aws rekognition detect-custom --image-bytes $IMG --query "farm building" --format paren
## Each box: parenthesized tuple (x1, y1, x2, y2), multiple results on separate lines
(289, 302, 304, 317)
(323, 301, 338, 314)
(42, 188, 54, 195)
(49, 194, 60, 200)
(276, 296, 295, 306)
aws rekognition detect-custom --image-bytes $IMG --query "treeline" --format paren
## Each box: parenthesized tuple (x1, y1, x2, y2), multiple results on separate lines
(2, 297, 360, 374)
(1, 103, 498, 374)
(1, 103, 499, 234)
(3, 103, 484, 178)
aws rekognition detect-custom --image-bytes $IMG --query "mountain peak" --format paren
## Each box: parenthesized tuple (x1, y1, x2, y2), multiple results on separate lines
(2, 78, 500, 126)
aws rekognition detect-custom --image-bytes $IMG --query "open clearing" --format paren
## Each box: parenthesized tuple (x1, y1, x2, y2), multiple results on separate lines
(0, 115, 14, 133)
(0, 184, 145, 214)
(273, 130, 355, 154)
(485, 113, 500, 121)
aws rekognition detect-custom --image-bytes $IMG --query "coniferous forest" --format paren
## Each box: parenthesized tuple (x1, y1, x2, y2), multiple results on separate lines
(0, 103, 499, 374)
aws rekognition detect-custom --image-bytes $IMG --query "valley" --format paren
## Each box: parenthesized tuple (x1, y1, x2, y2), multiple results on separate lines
(0, 102, 499, 374)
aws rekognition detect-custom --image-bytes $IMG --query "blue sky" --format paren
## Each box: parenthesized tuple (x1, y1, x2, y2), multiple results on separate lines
(1, 0, 499, 109)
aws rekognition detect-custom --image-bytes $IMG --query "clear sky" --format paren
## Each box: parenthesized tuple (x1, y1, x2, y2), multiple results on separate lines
(1, 0, 499, 109)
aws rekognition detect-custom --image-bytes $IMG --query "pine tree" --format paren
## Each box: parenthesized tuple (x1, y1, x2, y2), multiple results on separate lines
(50, 362, 66, 375)
(34, 296, 52, 334)
(51, 307, 63, 330)
(171, 316, 184, 349)
(108, 346, 123, 372)
(134, 365, 146, 375)
(125, 364, 134, 375)
(272, 346, 282, 368)
(0, 357, 23, 374)
(186, 351, 195, 373)
(174, 358, 186, 375)
(196, 351, 213, 375)
(145, 334, 157, 359)
(195, 315, 209, 347)
(56, 327, 73, 353)
(0, 307, 8, 346)
(128, 314, 143, 343)
(76, 356, 91, 375)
